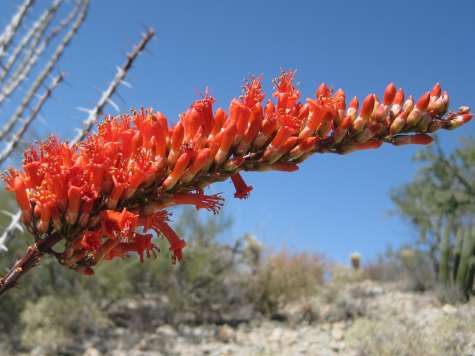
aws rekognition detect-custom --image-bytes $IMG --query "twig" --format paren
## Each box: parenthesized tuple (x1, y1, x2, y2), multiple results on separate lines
(0, 232, 62, 297)
(0, 0, 88, 141)
(0, 0, 61, 83)
(0, 73, 64, 166)
(70, 27, 155, 145)
(0, 0, 35, 60)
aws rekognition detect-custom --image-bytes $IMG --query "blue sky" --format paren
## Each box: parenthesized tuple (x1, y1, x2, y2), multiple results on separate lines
(1, 0, 474, 263)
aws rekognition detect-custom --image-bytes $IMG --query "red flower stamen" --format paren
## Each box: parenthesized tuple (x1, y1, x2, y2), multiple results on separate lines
(100, 208, 139, 239)
(166, 191, 224, 215)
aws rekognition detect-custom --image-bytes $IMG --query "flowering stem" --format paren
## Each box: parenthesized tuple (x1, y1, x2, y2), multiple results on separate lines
(0, 232, 62, 297)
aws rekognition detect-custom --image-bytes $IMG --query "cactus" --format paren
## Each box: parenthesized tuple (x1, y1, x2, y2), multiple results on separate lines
(438, 226, 475, 300)
(350, 252, 361, 271)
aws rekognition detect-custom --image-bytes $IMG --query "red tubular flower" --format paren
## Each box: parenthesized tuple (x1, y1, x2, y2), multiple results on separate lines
(391, 133, 433, 145)
(168, 122, 185, 165)
(133, 233, 158, 263)
(78, 190, 97, 227)
(214, 123, 236, 164)
(230, 172, 253, 199)
(3, 170, 31, 223)
(237, 109, 263, 154)
(162, 150, 193, 191)
(316, 83, 331, 98)
(268, 163, 299, 172)
(108, 171, 127, 209)
(448, 113, 473, 129)
(181, 148, 211, 183)
(263, 126, 293, 161)
(23, 161, 43, 188)
(353, 94, 375, 132)
(66, 185, 82, 225)
(210, 108, 226, 138)
(242, 77, 265, 107)
(107, 233, 157, 263)
(349, 139, 384, 152)
(288, 136, 318, 160)
(31, 182, 57, 233)
(300, 101, 331, 139)
(383, 83, 397, 105)
(146, 213, 185, 263)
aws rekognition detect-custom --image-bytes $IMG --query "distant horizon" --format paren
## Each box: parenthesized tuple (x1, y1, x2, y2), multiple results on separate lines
(0, 0, 473, 263)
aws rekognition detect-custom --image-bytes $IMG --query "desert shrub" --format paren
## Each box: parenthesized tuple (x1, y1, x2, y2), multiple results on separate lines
(399, 248, 437, 292)
(347, 314, 475, 356)
(363, 246, 405, 282)
(318, 281, 369, 322)
(20, 293, 110, 353)
(331, 264, 365, 285)
(363, 246, 437, 291)
(318, 263, 367, 318)
(248, 250, 324, 316)
(364, 260, 403, 282)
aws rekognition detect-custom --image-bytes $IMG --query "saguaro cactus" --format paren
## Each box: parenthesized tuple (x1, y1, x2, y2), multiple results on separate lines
(0, 71, 472, 296)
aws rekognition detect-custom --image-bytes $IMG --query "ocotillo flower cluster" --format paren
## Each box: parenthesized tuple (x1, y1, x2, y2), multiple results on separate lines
(2, 71, 472, 276)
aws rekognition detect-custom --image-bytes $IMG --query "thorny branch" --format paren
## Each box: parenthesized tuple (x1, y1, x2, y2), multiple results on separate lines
(0, 232, 62, 297)
(0, 0, 88, 140)
(70, 27, 156, 145)
(0, 0, 35, 60)
(0, 0, 80, 105)
(0, 0, 61, 83)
